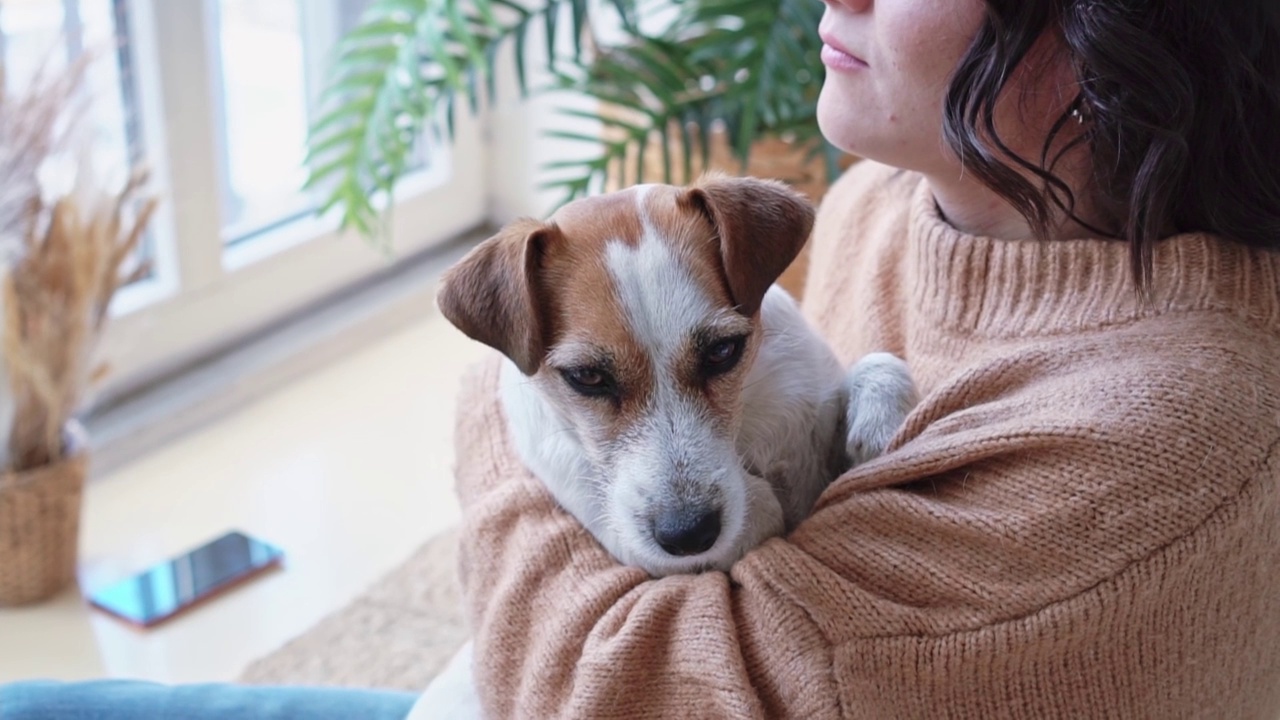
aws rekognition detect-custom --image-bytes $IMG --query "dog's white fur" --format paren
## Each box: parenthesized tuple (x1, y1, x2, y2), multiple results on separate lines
(413, 180, 917, 720)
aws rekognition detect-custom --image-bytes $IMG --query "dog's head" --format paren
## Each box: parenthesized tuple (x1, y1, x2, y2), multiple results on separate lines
(437, 174, 814, 574)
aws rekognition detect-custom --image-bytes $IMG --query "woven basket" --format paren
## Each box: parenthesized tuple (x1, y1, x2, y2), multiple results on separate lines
(0, 425, 88, 606)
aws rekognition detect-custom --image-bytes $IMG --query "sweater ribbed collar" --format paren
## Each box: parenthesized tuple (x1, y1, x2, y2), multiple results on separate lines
(906, 176, 1280, 338)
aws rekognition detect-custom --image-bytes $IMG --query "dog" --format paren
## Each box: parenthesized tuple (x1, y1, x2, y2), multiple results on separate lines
(414, 175, 918, 719)
(435, 174, 917, 575)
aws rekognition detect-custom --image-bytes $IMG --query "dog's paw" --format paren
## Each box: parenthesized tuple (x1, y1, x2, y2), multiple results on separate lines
(844, 352, 919, 466)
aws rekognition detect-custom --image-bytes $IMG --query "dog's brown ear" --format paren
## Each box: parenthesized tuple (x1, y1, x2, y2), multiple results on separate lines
(436, 218, 559, 375)
(680, 173, 815, 315)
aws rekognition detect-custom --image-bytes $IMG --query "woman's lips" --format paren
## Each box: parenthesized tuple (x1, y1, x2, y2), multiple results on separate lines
(819, 33, 868, 71)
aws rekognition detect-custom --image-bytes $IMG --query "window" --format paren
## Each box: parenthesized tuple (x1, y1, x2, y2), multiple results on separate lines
(2, 0, 489, 401)
(2, 0, 140, 173)
(209, 0, 429, 245)
(211, 0, 315, 243)
(1, 0, 148, 264)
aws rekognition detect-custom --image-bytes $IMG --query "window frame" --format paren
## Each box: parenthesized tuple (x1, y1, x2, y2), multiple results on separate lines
(93, 0, 489, 402)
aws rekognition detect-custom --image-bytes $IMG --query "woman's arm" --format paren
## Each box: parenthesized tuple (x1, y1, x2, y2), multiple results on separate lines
(453, 358, 846, 718)
(453, 332, 1277, 719)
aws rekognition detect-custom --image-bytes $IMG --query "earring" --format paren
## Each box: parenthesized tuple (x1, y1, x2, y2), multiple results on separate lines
(1070, 99, 1089, 125)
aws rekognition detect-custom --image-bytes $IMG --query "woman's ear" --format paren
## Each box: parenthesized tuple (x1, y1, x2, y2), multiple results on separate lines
(436, 218, 560, 375)
(679, 173, 815, 315)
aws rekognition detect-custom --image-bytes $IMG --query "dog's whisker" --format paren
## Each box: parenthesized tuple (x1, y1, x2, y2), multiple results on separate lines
(739, 376, 775, 393)
(759, 327, 802, 341)
(532, 427, 579, 450)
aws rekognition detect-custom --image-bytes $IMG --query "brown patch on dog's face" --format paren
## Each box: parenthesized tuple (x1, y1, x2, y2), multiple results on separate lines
(547, 189, 647, 250)
(523, 187, 653, 456)
(523, 185, 766, 466)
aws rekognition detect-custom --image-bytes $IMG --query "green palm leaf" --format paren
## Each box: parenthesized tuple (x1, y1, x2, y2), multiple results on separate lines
(540, 0, 834, 204)
(307, 0, 836, 246)
(306, 0, 630, 247)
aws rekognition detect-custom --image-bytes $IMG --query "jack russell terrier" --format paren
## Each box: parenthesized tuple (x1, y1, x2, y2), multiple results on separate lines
(417, 175, 919, 719)
(438, 173, 917, 577)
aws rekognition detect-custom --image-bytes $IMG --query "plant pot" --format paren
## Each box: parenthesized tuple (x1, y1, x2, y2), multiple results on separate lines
(0, 423, 88, 606)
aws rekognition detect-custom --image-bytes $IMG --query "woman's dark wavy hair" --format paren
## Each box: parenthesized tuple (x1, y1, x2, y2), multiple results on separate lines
(943, 1, 1280, 289)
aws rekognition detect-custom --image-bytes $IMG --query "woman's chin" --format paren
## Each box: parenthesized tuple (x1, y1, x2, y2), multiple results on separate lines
(816, 87, 873, 159)
(816, 94, 849, 150)
(816, 90, 933, 173)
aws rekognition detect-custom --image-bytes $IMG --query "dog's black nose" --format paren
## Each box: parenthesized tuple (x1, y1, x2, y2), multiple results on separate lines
(654, 508, 721, 556)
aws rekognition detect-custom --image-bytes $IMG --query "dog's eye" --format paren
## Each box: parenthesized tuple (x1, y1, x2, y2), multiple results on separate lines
(702, 336, 746, 374)
(569, 368, 605, 386)
(561, 367, 615, 397)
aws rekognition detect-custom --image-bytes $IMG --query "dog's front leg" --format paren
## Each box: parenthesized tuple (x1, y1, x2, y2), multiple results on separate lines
(843, 352, 919, 466)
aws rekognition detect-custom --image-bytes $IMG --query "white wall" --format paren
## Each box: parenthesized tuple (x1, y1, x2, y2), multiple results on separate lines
(482, 3, 608, 224)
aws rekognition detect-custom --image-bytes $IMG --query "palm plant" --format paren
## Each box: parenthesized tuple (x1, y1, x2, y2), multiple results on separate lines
(305, 0, 831, 243)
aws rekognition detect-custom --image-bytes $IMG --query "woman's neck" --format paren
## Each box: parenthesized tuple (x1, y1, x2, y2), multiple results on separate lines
(923, 148, 1104, 243)
(924, 169, 1104, 243)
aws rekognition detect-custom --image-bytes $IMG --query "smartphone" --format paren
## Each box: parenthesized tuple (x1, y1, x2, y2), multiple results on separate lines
(88, 530, 285, 629)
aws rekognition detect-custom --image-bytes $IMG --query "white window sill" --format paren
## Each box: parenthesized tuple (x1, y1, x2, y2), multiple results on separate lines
(87, 224, 489, 476)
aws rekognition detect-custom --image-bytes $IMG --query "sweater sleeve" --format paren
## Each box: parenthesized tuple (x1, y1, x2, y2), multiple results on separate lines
(452, 330, 1280, 719)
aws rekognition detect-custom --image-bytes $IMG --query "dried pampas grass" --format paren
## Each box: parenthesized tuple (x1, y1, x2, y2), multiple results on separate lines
(1, 55, 157, 472)
(0, 59, 88, 262)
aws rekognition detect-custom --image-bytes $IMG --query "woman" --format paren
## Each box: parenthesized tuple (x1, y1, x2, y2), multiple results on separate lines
(434, 0, 1280, 718)
(4, 0, 1278, 717)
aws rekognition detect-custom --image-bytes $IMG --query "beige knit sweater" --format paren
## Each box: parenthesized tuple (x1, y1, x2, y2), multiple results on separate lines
(450, 160, 1280, 719)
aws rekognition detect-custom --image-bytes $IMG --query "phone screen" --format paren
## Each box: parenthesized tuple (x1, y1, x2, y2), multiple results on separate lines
(88, 531, 284, 628)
